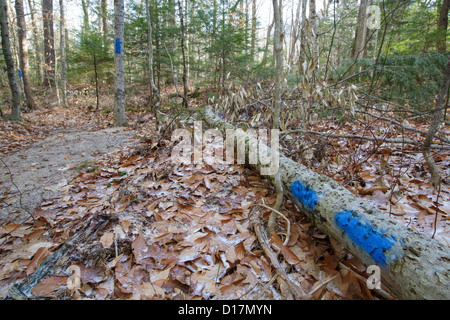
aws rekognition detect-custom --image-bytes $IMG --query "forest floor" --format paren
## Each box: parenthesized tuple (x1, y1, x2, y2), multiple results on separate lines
(0, 85, 449, 300)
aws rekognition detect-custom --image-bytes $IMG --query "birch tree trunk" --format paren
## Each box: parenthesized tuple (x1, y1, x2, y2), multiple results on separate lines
(15, 0, 35, 110)
(59, 0, 67, 107)
(113, 0, 127, 127)
(0, 0, 21, 119)
(199, 106, 450, 300)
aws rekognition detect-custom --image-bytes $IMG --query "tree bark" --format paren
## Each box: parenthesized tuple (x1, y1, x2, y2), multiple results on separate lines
(145, 0, 160, 119)
(261, 18, 273, 66)
(81, 0, 90, 32)
(422, 58, 450, 188)
(42, 0, 55, 88)
(351, 0, 371, 60)
(288, 0, 302, 67)
(101, 0, 109, 48)
(309, 0, 319, 69)
(199, 106, 450, 300)
(59, 0, 67, 107)
(437, 0, 449, 53)
(178, 0, 188, 107)
(268, 0, 284, 235)
(27, 0, 44, 85)
(298, 0, 307, 72)
(250, 0, 256, 63)
(113, 0, 127, 127)
(0, 0, 21, 119)
(101, 0, 108, 50)
(15, 0, 35, 110)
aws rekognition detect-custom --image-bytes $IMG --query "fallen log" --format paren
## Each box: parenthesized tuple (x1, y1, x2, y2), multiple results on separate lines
(199, 106, 450, 300)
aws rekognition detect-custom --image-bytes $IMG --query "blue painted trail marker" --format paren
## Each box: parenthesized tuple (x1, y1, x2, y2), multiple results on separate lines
(115, 38, 121, 54)
(335, 210, 398, 266)
(291, 180, 318, 210)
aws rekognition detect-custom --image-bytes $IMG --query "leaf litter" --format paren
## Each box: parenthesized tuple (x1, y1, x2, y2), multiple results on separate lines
(0, 119, 372, 300)
(2, 86, 449, 300)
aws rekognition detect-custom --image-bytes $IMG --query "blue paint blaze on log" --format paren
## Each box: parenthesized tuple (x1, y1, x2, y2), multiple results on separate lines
(335, 210, 397, 266)
(291, 180, 318, 210)
(115, 39, 121, 54)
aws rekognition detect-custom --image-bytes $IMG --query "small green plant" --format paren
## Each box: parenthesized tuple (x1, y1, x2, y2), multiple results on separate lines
(78, 160, 98, 173)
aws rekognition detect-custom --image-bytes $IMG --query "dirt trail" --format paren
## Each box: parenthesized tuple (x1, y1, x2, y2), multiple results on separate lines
(0, 125, 136, 224)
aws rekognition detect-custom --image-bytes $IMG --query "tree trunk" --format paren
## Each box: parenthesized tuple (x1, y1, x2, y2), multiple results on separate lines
(298, 0, 307, 72)
(422, 58, 450, 189)
(184, 0, 189, 86)
(199, 106, 450, 300)
(15, 0, 35, 110)
(437, 0, 449, 53)
(101, 0, 108, 50)
(27, 0, 44, 85)
(113, 0, 127, 127)
(351, 0, 371, 60)
(268, 0, 284, 235)
(93, 53, 99, 110)
(250, 0, 256, 63)
(178, 0, 188, 107)
(0, 0, 21, 119)
(59, 0, 67, 107)
(145, 0, 160, 119)
(42, 0, 55, 88)
(288, 0, 302, 67)
(261, 19, 273, 66)
(309, 0, 319, 69)
(81, 0, 90, 32)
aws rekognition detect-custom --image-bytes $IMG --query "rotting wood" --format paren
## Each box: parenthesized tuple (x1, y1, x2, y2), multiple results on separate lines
(199, 106, 450, 300)
(7, 213, 117, 299)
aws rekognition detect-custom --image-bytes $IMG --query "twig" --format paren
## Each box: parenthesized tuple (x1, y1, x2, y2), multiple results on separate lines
(251, 202, 291, 246)
(255, 273, 279, 300)
(338, 262, 396, 300)
(355, 107, 450, 144)
(307, 275, 337, 296)
(280, 128, 449, 150)
(0, 159, 35, 222)
(250, 215, 306, 299)
(432, 181, 442, 239)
